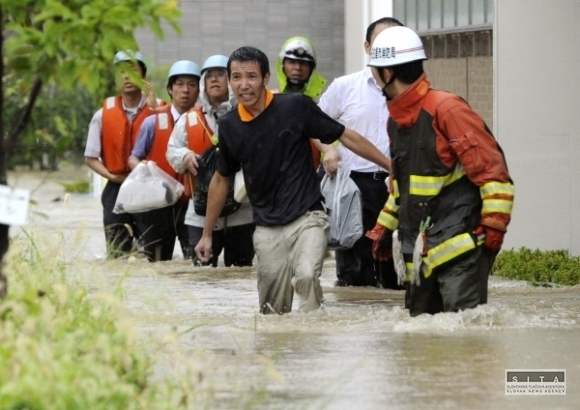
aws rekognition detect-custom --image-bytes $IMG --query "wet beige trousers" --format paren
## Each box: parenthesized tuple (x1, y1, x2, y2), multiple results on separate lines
(253, 211, 329, 314)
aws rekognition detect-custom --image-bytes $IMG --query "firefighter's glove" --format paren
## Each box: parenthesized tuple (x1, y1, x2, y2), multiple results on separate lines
(474, 224, 505, 254)
(365, 224, 393, 261)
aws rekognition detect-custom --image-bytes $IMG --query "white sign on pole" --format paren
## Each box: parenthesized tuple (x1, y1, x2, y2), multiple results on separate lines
(0, 185, 30, 225)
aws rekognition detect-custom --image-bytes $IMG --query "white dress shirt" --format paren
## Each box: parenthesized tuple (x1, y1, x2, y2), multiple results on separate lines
(318, 66, 390, 173)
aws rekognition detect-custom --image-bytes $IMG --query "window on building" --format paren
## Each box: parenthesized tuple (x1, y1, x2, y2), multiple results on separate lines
(394, 0, 493, 34)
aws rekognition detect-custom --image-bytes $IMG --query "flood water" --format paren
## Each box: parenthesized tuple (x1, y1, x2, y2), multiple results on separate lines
(8, 170, 580, 409)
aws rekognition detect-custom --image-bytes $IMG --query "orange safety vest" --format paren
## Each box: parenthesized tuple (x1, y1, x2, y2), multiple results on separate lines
(101, 96, 157, 174)
(270, 88, 321, 170)
(146, 104, 179, 179)
(183, 106, 215, 198)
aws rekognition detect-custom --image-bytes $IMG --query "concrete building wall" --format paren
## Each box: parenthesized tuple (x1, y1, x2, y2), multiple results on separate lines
(424, 56, 493, 129)
(135, 0, 345, 90)
(494, 0, 580, 253)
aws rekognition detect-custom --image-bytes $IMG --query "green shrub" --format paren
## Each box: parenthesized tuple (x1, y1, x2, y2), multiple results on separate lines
(1, 229, 272, 409)
(493, 247, 580, 286)
(0, 231, 194, 409)
(59, 179, 90, 194)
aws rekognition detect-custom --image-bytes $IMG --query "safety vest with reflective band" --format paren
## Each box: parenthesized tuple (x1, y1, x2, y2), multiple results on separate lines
(101, 96, 157, 175)
(387, 100, 484, 279)
(183, 106, 216, 198)
(146, 104, 179, 179)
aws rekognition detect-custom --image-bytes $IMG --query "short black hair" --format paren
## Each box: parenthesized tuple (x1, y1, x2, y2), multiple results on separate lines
(227, 46, 270, 78)
(166, 74, 199, 98)
(365, 17, 404, 43)
(390, 60, 424, 85)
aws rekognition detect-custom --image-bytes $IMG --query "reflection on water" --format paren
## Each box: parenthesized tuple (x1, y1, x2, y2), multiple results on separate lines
(11, 171, 580, 409)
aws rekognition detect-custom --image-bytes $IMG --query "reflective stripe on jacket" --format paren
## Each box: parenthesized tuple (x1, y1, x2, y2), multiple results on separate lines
(183, 106, 215, 198)
(147, 104, 178, 179)
(101, 96, 156, 174)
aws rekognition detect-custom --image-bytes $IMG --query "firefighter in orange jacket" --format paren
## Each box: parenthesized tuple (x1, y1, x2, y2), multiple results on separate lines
(84, 51, 158, 259)
(128, 60, 201, 262)
(366, 27, 515, 316)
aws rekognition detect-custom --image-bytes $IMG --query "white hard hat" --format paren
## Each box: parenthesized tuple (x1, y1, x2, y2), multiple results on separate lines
(201, 55, 229, 75)
(279, 37, 316, 66)
(168, 60, 201, 79)
(368, 26, 427, 68)
(113, 50, 145, 65)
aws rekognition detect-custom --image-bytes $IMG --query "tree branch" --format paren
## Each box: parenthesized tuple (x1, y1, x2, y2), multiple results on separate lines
(5, 76, 43, 156)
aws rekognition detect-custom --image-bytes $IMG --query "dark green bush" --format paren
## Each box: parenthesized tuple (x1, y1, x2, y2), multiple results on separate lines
(493, 247, 580, 286)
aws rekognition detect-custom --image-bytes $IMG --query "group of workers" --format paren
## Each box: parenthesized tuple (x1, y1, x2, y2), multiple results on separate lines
(84, 17, 514, 318)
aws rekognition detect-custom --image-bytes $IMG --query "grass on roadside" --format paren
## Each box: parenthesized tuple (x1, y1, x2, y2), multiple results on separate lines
(493, 247, 580, 287)
(0, 229, 270, 409)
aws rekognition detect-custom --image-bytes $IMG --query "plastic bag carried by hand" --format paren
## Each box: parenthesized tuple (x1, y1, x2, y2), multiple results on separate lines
(113, 161, 184, 214)
(320, 162, 363, 249)
(193, 145, 241, 217)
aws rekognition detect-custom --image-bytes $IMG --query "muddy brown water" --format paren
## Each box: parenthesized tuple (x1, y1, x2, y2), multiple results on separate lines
(8, 170, 580, 409)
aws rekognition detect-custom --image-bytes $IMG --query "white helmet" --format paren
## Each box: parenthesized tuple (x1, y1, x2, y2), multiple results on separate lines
(168, 60, 201, 79)
(279, 37, 316, 66)
(113, 50, 145, 65)
(368, 26, 427, 68)
(201, 55, 229, 75)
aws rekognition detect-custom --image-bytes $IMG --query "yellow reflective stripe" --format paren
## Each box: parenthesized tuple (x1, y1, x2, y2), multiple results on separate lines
(409, 164, 466, 196)
(482, 199, 513, 215)
(384, 196, 399, 213)
(422, 233, 477, 278)
(391, 178, 400, 199)
(406, 262, 414, 282)
(480, 181, 514, 198)
(409, 176, 442, 196)
(377, 211, 398, 231)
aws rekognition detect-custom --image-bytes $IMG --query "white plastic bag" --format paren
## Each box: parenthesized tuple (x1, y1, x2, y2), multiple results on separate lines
(233, 169, 249, 203)
(320, 162, 363, 249)
(113, 161, 184, 214)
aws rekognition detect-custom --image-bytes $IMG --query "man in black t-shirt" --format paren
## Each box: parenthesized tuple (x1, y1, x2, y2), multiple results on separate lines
(194, 46, 391, 314)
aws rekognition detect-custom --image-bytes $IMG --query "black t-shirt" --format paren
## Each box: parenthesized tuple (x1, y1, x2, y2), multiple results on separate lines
(217, 92, 345, 226)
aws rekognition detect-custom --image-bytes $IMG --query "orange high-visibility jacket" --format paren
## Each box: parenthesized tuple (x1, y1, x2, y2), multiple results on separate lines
(146, 104, 179, 179)
(101, 96, 157, 174)
(182, 106, 215, 198)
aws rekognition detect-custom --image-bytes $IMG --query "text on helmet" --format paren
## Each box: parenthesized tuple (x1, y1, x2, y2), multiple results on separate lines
(372, 47, 396, 59)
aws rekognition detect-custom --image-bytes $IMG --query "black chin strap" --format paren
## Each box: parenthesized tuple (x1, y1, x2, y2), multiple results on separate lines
(378, 68, 395, 101)
(287, 78, 307, 89)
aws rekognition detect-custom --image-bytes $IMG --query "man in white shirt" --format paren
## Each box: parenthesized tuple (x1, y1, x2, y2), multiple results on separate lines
(317, 17, 404, 289)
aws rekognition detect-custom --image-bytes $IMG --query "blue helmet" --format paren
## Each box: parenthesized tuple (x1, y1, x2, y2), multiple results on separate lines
(113, 50, 147, 75)
(168, 60, 201, 79)
(201, 55, 229, 75)
(113, 50, 145, 65)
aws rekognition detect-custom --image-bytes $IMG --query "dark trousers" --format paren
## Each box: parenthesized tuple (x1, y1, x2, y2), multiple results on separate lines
(335, 171, 401, 289)
(189, 223, 255, 267)
(102, 181, 139, 259)
(134, 201, 190, 262)
(405, 247, 495, 317)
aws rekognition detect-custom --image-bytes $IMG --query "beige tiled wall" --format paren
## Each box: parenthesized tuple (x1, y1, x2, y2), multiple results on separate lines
(424, 56, 493, 129)
(135, 0, 345, 91)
